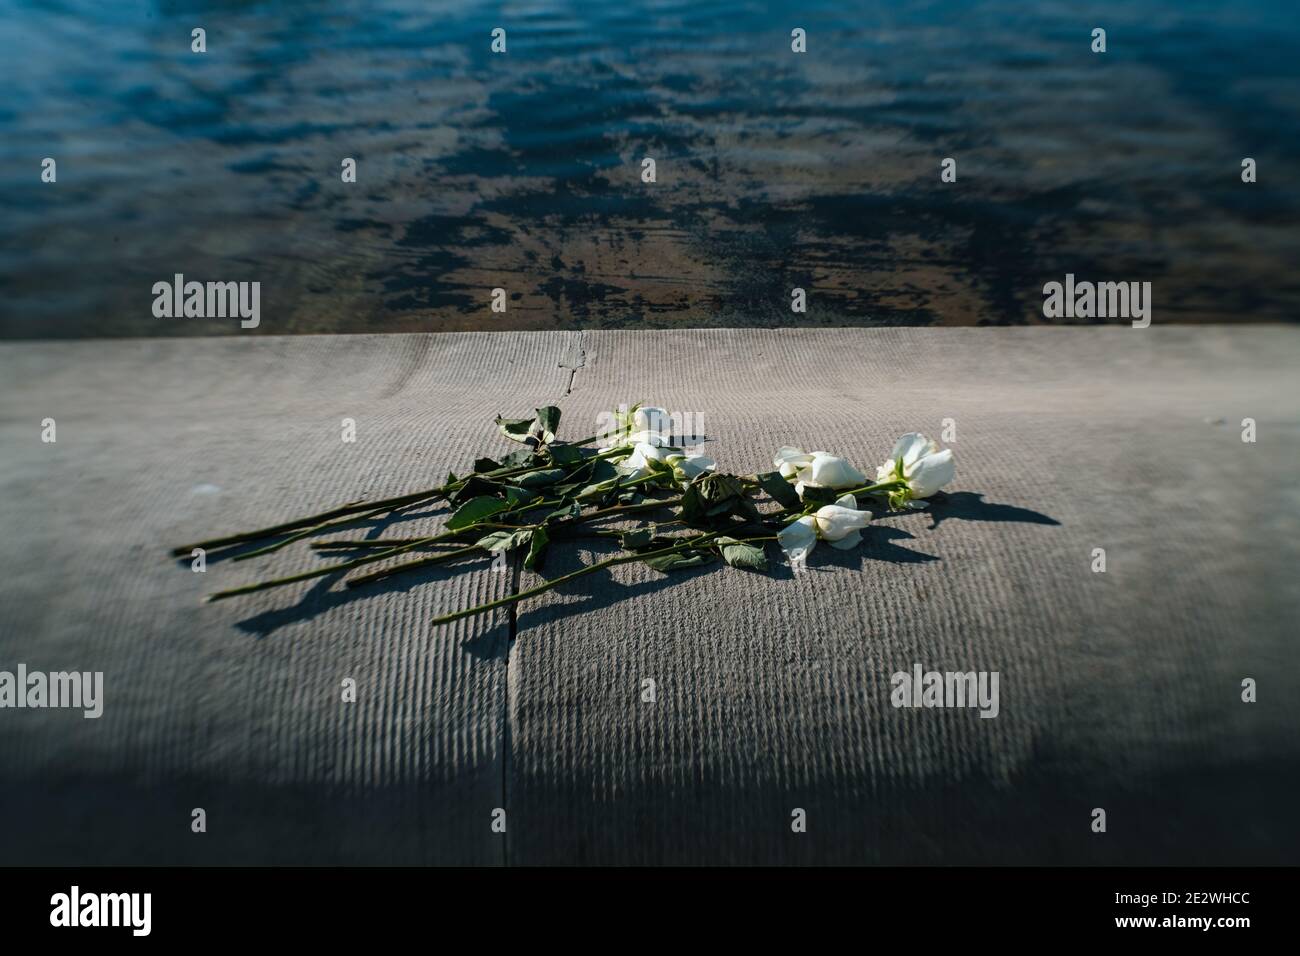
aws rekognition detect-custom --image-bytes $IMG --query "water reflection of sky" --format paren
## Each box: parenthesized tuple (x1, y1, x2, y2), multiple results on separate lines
(1, 0, 1297, 336)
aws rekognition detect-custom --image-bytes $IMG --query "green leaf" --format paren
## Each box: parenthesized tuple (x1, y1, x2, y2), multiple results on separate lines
(504, 486, 540, 507)
(705, 498, 736, 518)
(800, 484, 840, 507)
(524, 526, 549, 570)
(575, 477, 618, 498)
(515, 468, 567, 489)
(642, 550, 713, 573)
(450, 474, 506, 505)
(473, 457, 502, 473)
(534, 406, 561, 444)
(717, 537, 769, 572)
(551, 470, 588, 497)
(621, 526, 656, 549)
(475, 529, 533, 553)
(543, 501, 582, 525)
(680, 473, 759, 525)
(495, 415, 536, 444)
(756, 470, 801, 510)
(547, 444, 584, 467)
(553, 457, 616, 496)
(448, 496, 509, 530)
(500, 449, 535, 468)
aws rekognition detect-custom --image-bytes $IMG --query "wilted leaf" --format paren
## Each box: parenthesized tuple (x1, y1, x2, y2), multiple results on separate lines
(681, 473, 759, 525)
(494, 415, 535, 444)
(499, 449, 535, 469)
(716, 537, 769, 572)
(679, 484, 703, 522)
(756, 470, 801, 510)
(534, 406, 561, 444)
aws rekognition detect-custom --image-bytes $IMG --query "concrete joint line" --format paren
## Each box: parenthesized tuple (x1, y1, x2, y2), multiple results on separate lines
(497, 330, 586, 864)
(558, 330, 586, 395)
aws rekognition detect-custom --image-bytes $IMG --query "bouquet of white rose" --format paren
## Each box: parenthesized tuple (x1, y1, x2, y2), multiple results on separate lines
(172, 404, 955, 626)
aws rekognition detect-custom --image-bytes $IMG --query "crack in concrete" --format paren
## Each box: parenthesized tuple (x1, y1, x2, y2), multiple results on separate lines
(501, 552, 519, 867)
(558, 330, 586, 395)
(499, 330, 586, 865)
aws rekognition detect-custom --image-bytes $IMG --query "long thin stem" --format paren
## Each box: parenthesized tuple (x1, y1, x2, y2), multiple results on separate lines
(204, 527, 474, 602)
(343, 544, 490, 587)
(419, 531, 727, 626)
(845, 478, 907, 497)
(171, 493, 433, 556)
(233, 499, 388, 561)
(172, 434, 609, 555)
(312, 538, 466, 550)
(311, 496, 680, 551)
(775, 479, 909, 524)
(205, 481, 678, 602)
(328, 496, 683, 586)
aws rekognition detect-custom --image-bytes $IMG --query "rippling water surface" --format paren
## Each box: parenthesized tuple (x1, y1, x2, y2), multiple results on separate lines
(1, 0, 1297, 336)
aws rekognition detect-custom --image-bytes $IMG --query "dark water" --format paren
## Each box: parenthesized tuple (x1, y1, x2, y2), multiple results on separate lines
(2, 0, 1298, 337)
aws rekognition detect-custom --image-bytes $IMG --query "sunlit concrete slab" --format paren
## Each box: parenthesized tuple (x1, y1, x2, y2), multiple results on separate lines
(1, 327, 1296, 864)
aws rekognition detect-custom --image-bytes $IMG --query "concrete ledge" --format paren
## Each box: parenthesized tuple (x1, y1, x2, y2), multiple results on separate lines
(1, 328, 1297, 864)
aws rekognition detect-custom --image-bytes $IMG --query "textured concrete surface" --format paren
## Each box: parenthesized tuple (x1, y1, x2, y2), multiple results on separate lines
(1, 328, 1297, 865)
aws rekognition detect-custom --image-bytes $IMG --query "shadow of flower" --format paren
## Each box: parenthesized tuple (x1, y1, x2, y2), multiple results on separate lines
(924, 491, 1060, 531)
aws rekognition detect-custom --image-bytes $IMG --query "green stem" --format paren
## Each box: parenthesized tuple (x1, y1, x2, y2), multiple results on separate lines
(205, 486, 677, 602)
(775, 479, 909, 524)
(342, 544, 487, 586)
(343, 544, 492, 587)
(171, 492, 436, 556)
(312, 538, 467, 550)
(314, 496, 680, 550)
(844, 478, 907, 497)
(330, 496, 682, 585)
(233, 499, 386, 561)
(205, 526, 475, 602)
(420, 531, 726, 627)
(172, 434, 608, 555)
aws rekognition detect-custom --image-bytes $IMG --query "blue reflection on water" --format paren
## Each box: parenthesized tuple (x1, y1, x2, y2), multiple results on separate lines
(1, 0, 1297, 335)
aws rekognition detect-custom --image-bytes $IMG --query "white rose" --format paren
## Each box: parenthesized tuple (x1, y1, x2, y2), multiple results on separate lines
(776, 494, 873, 562)
(774, 447, 867, 498)
(616, 441, 673, 479)
(602, 404, 674, 453)
(616, 443, 714, 485)
(666, 453, 715, 482)
(876, 433, 955, 507)
(633, 406, 673, 437)
(774, 446, 815, 479)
